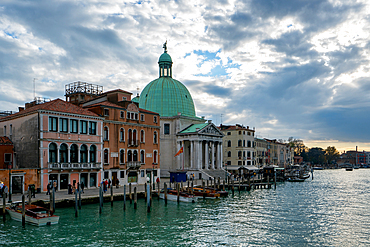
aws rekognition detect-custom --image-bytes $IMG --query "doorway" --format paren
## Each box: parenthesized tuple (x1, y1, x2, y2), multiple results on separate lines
(112, 172, 117, 186)
(11, 175, 23, 194)
(60, 174, 69, 190)
(80, 173, 88, 188)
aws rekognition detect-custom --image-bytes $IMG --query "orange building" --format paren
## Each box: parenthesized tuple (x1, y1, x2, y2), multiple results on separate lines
(0, 136, 13, 169)
(0, 99, 104, 192)
(66, 83, 161, 185)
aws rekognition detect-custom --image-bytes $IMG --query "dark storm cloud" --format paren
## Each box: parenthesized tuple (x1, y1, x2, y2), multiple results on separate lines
(185, 80, 231, 97)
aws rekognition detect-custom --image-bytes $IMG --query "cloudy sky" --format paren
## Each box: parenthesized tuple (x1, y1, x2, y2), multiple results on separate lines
(1, 0, 370, 152)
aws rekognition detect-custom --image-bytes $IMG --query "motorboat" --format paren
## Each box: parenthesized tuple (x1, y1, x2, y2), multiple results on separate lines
(159, 189, 197, 203)
(6, 202, 59, 226)
(192, 187, 221, 199)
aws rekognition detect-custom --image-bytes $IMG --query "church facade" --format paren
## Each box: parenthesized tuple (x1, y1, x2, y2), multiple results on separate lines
(138, 43, 224, 179)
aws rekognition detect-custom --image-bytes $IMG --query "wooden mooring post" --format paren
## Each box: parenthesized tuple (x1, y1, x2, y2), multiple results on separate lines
(202, 181, 206, 199)
(99, 186, 102, 214)
(49, 190, 53, 213)
(79, 189, 82, 210)
(231, 176, 235, 195)
(177, 183, 180, 203)
(157, 180, 160, 200)
(164, 182, 168, 205)
(267, 175, 270, 189)
(134, 187, 137, 209)
(123, 185, 126, 211)
(28, 189, 31, 205)
(52, 188, 55, 212)
(147, 183, 150, 213)
(110, 183, 113, 207)
(129, 183, 132, 204)
(75, 191, 78, 217)
(3, 192, 6, 222)
(22, 194, 25, 227)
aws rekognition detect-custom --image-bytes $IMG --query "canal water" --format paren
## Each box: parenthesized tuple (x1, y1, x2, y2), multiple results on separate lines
(1, 169, 370, 246)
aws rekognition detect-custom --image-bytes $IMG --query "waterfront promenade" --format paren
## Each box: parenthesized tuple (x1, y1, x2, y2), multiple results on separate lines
(7, 178, 205, 206)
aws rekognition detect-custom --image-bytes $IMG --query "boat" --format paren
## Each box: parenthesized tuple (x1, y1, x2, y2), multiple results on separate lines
(300, 173, 310, 179)
(6, 202, 59, 226)
(286, 177, 306, 182)
(192, 187, 221, 199)
(346, 167, 353, 171)
(159, 189, 197, 203)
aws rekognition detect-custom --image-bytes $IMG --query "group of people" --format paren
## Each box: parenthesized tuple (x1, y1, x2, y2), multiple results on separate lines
(0, 181, 8, 198)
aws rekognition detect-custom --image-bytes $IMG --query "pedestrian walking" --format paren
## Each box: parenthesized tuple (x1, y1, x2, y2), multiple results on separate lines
(81, 182, 85, 193)
(46, 182, 51, 195)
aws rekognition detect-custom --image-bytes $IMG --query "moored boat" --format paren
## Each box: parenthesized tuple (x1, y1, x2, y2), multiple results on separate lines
(6, 202, 59, 226)
(159, 189, 197, 203)
(192, 187, 220, 199)
(286, 177, 306, 182)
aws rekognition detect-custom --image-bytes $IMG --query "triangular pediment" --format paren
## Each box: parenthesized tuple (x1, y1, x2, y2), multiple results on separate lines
(199, 123, 224, 137)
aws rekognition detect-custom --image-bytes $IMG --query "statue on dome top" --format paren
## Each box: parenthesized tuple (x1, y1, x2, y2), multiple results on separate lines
(163, 41, 167, 53)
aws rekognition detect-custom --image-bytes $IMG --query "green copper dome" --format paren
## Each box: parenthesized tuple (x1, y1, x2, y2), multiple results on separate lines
(139, 77, 196, 117)
(159, 52, 172, 63)
(139, 42, 196, 117)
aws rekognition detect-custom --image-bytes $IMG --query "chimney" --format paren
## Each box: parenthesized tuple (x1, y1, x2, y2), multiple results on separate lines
(18, 107, 24, 112)
(208, 120, 212, 124)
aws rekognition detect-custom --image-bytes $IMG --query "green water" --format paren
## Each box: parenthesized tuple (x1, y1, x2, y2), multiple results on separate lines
(1, 169, 370, 246)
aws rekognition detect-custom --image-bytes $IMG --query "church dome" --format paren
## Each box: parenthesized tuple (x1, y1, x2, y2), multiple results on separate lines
(139, 42, 196, 117)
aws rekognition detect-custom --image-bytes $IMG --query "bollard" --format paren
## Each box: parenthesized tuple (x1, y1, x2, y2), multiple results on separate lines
(111, 184, 113, 207)
(144, 183, 147, 198)
(134, 187, 137, 209)
(147, 183, 150, 213)
(202, 181, 206, 199)
(22, 194, 25, 227)
(231, 176, 235, 196)
(164, 182, 168, 205)
(75, 191, 78, 217)
(52, 187, 55, 212)
(28, 189, 31, 206)
(177, 183, 180, 203)
(129, 183, 132, 204)
(79, 189, 82, 209)
(157, 181, 160, 200)
(123, 185, 126, 211)
(49, 190, 53, 213)
(3, 193, 6, 222)
(99, 186, 102, 214)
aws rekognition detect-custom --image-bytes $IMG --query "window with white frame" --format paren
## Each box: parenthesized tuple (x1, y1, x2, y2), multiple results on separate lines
(59, 118, 68, 132)
(49, 117, 58, 132)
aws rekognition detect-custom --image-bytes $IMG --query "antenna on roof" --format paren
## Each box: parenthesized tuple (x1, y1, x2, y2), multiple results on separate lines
(33, 78, 38, 100)
(220, 114, 223, 125)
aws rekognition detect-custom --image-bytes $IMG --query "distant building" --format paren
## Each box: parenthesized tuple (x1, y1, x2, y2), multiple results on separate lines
(265, 139, 293, 168)
(0, 136, 13, 169)
(255, 137, 269, 168)
(0, 98, 104, 192)
(219, 124, 255, 174)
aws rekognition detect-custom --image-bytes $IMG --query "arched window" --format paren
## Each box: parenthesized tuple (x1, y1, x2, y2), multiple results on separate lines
(133, 129, 137, 144)
(49, 143, 57, 162)
(238, 151, 242, 158)
(227, 141, 231, 147)
(154, 151, 158, 163)
(120, 149, 125, 164)
(133, 150, 138, 161)
(238, 140, 242, 147)
(59, 143, 68, 163)
(227, 151, 231, 157)
(70, 144, 78, 163)
(140, 130, 145, 143)
(80, 144, 88, 163)
(140, 150, 145, 163)
(120, 128, 125, 142)
(104, 126, 109, 141)
(154, 131, 158, 144)
(128, 150, 132, 162)
(247, 141, 251, 147)
(128, 129, 132, 144)
(104, 149, 109, 163)
(90, 145, 96, 163)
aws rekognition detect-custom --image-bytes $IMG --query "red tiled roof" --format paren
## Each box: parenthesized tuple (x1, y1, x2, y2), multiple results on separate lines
(0, 99, 99, 120)
(104, 89, 132, 95)
(0, 136, 13, 145)
(85, 101, 123, 109)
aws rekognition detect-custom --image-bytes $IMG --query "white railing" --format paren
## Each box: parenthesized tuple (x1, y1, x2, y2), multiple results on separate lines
(48, 162, 101, 169)
(127, 161, 142, 169)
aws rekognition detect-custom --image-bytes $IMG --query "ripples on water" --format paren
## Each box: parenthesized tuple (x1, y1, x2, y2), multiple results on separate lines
(1, 169, 370, 246)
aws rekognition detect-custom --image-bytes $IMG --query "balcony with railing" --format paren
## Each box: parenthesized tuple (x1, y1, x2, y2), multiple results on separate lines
(127, 161, 142, 169)
(48, 162, 102, 170)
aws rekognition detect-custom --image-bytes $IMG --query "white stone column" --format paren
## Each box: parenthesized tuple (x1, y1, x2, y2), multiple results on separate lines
(220, 142, 223, 169)
(190, 141, 194, 169)
(199, 141, 203, 170)
(205, 141, 209, 170)
(211, 142, 215, 169)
